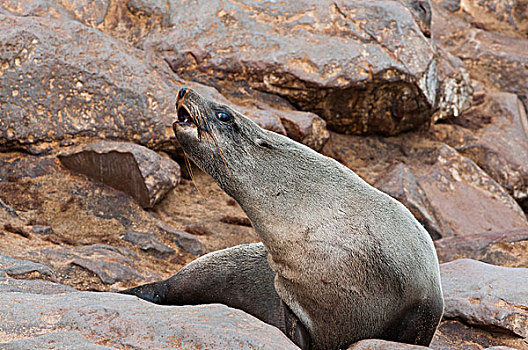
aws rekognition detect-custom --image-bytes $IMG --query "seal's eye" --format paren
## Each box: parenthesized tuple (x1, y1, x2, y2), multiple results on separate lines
(216, 111, 232, 122)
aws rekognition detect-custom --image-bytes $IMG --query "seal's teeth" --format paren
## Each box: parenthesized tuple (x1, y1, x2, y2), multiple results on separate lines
(177, 106, 194, 124)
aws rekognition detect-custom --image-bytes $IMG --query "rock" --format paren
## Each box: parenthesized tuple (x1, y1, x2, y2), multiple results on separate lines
(347, 339, 428, 349)
(0, 276, 75, 295)
(157, 220, 203, 256)
(32, 244, 147, 286)
(435, 229, 528, 267)
(30, 225, 53, 235)
(0, 12, 180, 154)
(432, 88, 528, 201)
(433, 0, 528, 39)
(145, 0, 465, 135)
(0, 253, 55, 281)
(0, 278, 298, 349)
(121, 231, 175, 257)
(323, 132, 528, 238)
(432, 3, 528, 112)
(59, 141, 181, 208)
(375, 162, 444, 239)
(441, 259, 528, 338)
(432, 319, 528, 350)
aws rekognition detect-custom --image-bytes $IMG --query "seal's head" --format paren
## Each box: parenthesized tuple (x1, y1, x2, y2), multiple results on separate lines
(173, 88, 294, 198)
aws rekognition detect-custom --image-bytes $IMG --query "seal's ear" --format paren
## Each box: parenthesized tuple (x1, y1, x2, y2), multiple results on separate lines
(256, 138, 275, 150)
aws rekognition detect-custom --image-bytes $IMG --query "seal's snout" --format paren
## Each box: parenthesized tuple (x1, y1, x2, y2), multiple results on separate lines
(177, 106, 194, 125)
(178, 87, 188, 100)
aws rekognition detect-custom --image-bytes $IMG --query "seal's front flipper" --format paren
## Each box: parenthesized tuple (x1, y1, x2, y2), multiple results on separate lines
(120, 242, 310, 349)
(120, 280, 168, 304)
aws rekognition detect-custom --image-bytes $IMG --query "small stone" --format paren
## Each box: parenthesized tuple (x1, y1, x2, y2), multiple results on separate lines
(30, 225, 53, 235)
(121, 231, 175, 257)
(157, 221, 203, 255)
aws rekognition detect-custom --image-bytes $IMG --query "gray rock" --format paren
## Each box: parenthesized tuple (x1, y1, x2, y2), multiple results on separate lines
(121, 231, 175, 257)
(0, 280, 297, 349)
(0, 254, 55, 280)
(59, 141, 181, 208)
(441, 259, 528, 338)
(157, 220, 203, 255)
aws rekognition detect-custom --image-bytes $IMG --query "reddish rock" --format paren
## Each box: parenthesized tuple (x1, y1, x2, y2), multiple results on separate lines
(145, 0, 467, 135)
(435, 229, 528, 267)
(441, 259, 528, 338)
(0, 278, 298, 349)
(323, 132, 528, 238)
(59, 141, 181, 208)
(432, 88, 528, 202)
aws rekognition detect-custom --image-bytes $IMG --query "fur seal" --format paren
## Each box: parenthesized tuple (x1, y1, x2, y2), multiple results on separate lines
(122, 88, 444, 349)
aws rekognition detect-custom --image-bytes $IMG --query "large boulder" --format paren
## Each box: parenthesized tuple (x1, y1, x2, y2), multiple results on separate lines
(432, 2, 528, 111)
(143, 0, 468, 135)
(0, 277, 297, 349)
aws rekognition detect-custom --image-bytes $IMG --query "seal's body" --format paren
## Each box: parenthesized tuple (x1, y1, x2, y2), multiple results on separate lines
(123, 88, 443, 349)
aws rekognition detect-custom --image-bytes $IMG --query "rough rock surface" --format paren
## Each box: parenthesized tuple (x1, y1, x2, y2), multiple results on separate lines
(59, 141, 181, 208)
(0, 278, 297, 350)
(441, 259, 528, 339)
(435, 229, 528, 267)
(323, 132, 528, 238)
(144, 0, 467, 135)
(432, 2, 528, 111)
(347, 339, 428, 349)
(432, 86, 528, 201)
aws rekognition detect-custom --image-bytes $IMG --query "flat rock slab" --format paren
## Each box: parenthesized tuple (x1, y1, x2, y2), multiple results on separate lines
(0, 254, 55, 281)
(59, 141, 180, 208)
(435, 229, 528, 267)
(441, 259, 528, 339)
(144, 0, 467, 135)
(120, 230, 175, 257)
(0, 278, 297, 350)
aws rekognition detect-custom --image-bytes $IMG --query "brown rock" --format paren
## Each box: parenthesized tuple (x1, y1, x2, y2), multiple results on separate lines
(435, 229, 528, 267)
(0, 278, 298, 349)
(432, 88, 528, 201)
(0, 12, 181, 154)
(348, 339, 428, 349)
(145, 0, 465, 135)
(432, 3, 528, 111)
(441, 259, 528, 338)
(59, 141, 180, 208)
(323, 132, 528, 238)
(433, 0, 528, 39)
(432, 319, 528, 350)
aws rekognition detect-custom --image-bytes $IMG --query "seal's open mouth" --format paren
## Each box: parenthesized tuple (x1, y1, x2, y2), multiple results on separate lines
(177, 106, 195, 126)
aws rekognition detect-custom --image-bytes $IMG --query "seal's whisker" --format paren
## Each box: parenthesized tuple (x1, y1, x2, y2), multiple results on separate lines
(183, 151, 204, 197)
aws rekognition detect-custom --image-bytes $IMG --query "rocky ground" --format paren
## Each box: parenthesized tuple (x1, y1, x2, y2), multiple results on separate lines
(0, 0, 527, 349)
